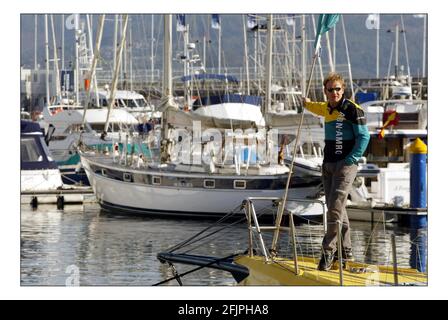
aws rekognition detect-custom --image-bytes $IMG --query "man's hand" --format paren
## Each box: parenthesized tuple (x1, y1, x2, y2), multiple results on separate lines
(302, 97, 311, 104)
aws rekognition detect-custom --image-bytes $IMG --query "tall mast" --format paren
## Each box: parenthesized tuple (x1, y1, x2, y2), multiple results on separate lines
(50, 15, 61, 102)
(395, 23, 399, 80)
(61, 14, 65, 72)
(129, 23, 133, 91)
(34, 15, 38, 70)
(301, 15, 306, 97)
(376, 15, 380, 79)
(74, 14, 80, 104)
(242, 15, 250, 95)
(81, 15, 105, 127)
(44, 14, 50, 105)
(400, 15, 411, 85)
(104, 14, 129, 133)
(161, 14, 173, 143)
(113, 14, 118, 75)
(422, 15, 426, 78)
(341, 16, 354, 98)
(264, 14, 273, 115)
(218, 19, 222, 74)
(85, 14, 99, 106)
(163, 14, 173, 100)
(183, 23, 190, 107)
(151, 14, 154, 83)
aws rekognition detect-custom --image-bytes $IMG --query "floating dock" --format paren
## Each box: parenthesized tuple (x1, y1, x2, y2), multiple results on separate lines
(21, 187, 96, 209)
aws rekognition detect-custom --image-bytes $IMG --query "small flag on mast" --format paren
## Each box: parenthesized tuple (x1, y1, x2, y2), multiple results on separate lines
(176, 14, 186, 32)
(247, 14, 256, 29)
(313, 14, 340, 55)
(211, 14, 221, 29)
(65, 14, 80, 30)
(378, 110, 399, 139)
(365, 14, 380, 30)
(286, 14, 295, 26)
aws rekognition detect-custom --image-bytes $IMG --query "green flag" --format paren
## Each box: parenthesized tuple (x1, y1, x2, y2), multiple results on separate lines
(313, 14, 340, 54)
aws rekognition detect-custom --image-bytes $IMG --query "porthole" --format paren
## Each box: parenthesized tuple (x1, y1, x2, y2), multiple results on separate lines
(204, 179, 216, 189)
(234, 180, 246, 189)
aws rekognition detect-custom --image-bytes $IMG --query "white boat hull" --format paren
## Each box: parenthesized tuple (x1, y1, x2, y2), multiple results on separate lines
(21, 169, 63, 192)
(82, 157, 319, 217)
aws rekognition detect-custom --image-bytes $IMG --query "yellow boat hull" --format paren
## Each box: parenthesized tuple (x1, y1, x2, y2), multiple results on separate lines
(234, 255, 427, 286)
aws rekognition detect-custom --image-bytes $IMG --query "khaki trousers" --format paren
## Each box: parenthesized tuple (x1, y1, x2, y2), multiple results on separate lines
(321, 160, 358, 253)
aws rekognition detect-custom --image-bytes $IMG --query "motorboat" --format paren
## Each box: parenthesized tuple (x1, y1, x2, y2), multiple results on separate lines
(21, 120, 63, 192)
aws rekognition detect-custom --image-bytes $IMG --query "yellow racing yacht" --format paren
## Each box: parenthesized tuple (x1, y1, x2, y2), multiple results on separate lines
(157, 197, 427, 286)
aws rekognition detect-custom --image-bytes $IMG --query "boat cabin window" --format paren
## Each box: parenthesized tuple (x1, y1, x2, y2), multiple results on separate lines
(203, 179, 216, 189)
(122, 99, 137, 109)
(90, 123, 122, 133)
(152, 176, 161, 185)
(234, 180, 247, 190)
(136, 99, 147, 108)
(21, 138, 43, 162)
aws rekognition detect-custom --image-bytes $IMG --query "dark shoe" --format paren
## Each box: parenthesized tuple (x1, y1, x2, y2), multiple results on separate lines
(335, 248, 355, 262)
(317, 251, 335, 271)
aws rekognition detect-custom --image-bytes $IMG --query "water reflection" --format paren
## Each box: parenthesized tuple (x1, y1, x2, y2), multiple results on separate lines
(21, 204, 427, 286)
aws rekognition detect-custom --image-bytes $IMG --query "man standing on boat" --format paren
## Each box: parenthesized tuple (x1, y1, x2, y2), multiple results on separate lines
(303, 73, 370, 271)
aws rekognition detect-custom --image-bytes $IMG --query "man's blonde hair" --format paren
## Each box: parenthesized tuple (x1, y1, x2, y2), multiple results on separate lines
(323, 72, 346, 89)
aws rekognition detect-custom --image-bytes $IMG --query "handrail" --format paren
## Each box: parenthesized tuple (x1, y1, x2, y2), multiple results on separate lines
(244, 197, 327, 265)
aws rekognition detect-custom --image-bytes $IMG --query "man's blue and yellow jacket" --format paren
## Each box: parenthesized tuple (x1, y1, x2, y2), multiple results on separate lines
(304, 98, 370, 165)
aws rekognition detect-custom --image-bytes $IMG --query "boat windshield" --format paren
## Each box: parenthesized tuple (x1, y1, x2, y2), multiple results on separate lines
(21, 138, 43, 162)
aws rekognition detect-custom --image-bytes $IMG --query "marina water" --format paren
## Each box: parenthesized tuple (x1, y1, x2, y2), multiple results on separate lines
(21, 203, 427, 286)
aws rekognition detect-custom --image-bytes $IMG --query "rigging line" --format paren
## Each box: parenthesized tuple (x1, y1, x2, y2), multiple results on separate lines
(181, 217, 248, 254)
(152, 252, 242, 286)
(362, 217, 385, 259)
(167, 203, 244, 253)
(176, 203, 276, 254)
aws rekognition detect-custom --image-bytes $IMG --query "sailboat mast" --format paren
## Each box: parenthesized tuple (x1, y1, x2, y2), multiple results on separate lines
(218, 20, 222, 74)
(163, 14, 173, 99)
(400, 15, 411, 86)
(301, 15, 306, 97)
(34, 15, 38, 70)
(50, 15, 61, 102)
(161, 14, 173, 142)
(151, 14, 155, 83)
(264, 14, 273, 115)
(129, 24, 133, 91)
(242, 15, 250, 95)
(61, 15, 65, 73)
(44, 14, 50, 106)
(395, 23, 399, 80)
(85, 14, 100, 107)
(74, 14, 80, 104)
(104, 14, 129, 133)
(341, 16, 354, 98)
(422, 15, 426, 78)
(113, 14, 118, 73)
(81, 14, 105, 127)
(376, 15, 380, 79)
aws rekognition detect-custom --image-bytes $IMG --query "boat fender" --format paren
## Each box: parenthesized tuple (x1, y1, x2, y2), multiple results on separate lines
(57, 196, 64, 210)
(31, 196, 38, 208)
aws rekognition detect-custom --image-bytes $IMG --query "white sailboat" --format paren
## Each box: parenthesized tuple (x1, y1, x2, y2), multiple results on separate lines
(80, 14, 323, 218)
